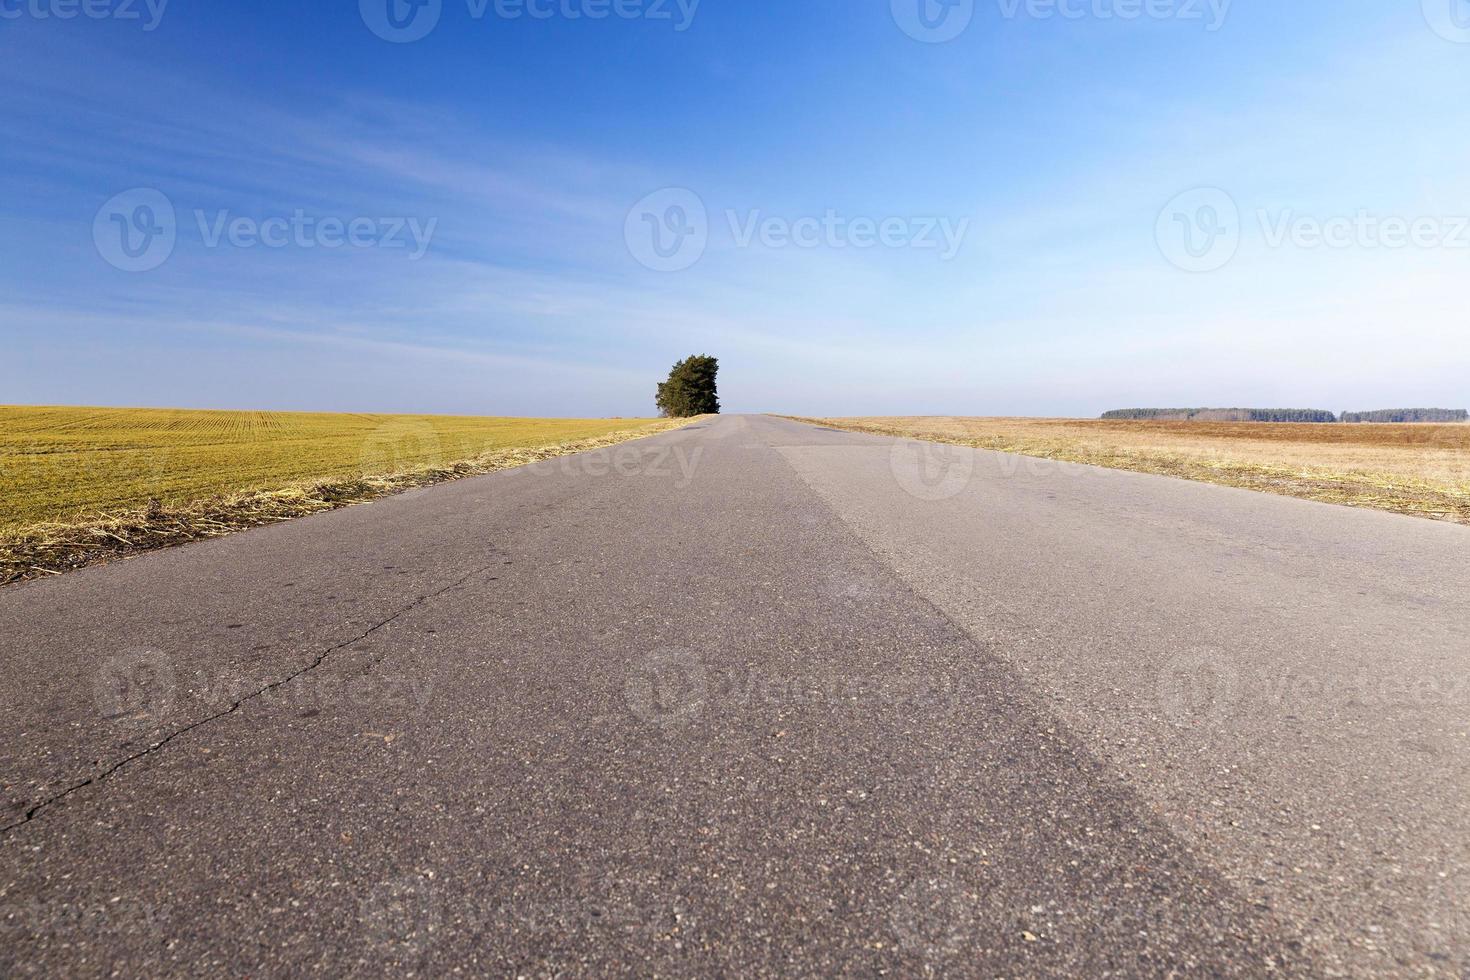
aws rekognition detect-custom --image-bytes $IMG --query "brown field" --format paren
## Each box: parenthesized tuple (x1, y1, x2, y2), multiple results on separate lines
(793, 416, 1470, 525)
(0, 406, 695, 585)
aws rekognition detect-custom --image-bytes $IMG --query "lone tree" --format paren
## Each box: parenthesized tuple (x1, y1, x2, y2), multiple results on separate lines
(655, 355, 720, 418)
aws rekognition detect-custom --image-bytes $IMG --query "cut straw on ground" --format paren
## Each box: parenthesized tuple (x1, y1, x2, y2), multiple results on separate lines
(787, 416, 1470, 527)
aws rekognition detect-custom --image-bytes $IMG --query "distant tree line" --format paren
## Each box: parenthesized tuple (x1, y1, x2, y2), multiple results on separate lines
(1101, 408, 1339, 423)
(1102, 407, 1469, 424)
(1340, 409, 1469, 423)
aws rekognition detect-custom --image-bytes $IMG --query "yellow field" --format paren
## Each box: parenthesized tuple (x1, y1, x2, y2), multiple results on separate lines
(796, 416, 1470, 525)
(0, 406, 671, 531)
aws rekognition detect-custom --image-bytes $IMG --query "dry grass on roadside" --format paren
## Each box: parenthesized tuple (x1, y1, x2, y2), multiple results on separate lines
(1, 412, 698, 586)
(792, 416, 1470, 526)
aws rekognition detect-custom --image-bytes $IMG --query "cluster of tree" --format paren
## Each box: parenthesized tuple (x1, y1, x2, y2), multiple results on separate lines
(1102, 408, 1339, 423)
(655, 355, 720, 418)
(1340, 409, 1469, 423)
(1103, 407, 1470, 424)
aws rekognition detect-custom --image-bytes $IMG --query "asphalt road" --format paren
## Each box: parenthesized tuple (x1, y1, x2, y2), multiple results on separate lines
(1, 414, 1466, 977)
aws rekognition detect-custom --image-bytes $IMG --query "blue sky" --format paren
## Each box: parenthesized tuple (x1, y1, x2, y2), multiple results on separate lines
(2, 0, 1467, 417)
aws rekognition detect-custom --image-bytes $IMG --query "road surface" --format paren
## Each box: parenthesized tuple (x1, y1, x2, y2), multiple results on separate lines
(1, 414, 1466, 976)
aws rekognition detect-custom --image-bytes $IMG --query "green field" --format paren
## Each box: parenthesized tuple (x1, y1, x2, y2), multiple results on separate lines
(0, 405, 671, 531)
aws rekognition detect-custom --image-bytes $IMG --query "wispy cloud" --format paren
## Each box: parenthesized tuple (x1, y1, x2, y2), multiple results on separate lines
(2, 3, 1466, 415)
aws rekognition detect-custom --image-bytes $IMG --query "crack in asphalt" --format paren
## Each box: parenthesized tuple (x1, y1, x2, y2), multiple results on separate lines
(1, 561, 501, 835)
